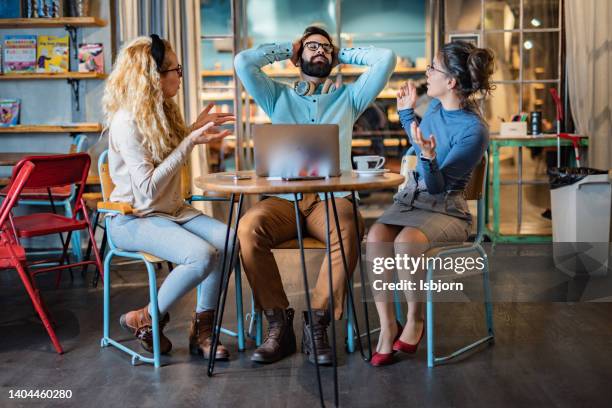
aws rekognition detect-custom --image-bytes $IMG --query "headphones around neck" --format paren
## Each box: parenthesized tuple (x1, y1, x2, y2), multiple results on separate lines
(294, 78, 336, 96)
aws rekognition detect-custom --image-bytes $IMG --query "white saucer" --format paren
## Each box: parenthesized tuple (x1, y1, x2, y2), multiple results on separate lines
(354, 169, 389, 177)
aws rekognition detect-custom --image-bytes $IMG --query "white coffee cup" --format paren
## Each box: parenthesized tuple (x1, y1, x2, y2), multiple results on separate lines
(353, 155, 386, 171)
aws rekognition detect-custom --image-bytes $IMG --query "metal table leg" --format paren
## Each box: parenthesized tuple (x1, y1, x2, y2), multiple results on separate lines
(329, 194, 367, 360)
(294, 193, 326, 407)
(208, 193, 244, 377)
(350, 191, 373, 360)
(323, 193, 339, 407)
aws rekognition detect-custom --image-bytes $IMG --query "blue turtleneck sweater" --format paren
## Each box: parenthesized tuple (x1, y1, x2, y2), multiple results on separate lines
(399, 99, 489, 194)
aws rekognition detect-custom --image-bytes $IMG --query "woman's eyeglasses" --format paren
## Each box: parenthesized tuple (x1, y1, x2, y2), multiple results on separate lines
(426, 63, 449, 76)
(303, 41, 334, 54)
(161, 64, 183, 77)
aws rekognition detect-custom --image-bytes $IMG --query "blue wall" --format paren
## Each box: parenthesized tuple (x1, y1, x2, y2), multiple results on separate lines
(200, 0, 426, 70)
(0, 1, 113, 249)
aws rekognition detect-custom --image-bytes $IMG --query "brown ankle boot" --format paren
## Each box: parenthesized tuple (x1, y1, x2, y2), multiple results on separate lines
(251, 308, 296, 364)
(119, 306, 172, 354)
(189, 310, 230, 360)
(302, 309, 333, 365)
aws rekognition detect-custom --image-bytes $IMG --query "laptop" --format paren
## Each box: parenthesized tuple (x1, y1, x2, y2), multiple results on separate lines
(252, 124, 341, 178)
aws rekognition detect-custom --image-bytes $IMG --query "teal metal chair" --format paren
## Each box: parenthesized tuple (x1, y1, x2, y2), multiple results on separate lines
(401, 149, 494, 367)
(98, 150, 245, 367)
(425, 153, 494, 366)
(349, 149, 494, 366)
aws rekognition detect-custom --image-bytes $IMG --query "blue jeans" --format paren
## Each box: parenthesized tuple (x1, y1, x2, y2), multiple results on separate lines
(108, 214, 235, 314)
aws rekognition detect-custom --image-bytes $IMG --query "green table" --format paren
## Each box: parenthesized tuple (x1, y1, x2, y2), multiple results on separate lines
(486, 135, 589, 243)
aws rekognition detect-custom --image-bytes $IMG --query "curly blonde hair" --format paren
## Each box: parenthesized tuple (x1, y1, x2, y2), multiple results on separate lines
(103, 36, 188, 163)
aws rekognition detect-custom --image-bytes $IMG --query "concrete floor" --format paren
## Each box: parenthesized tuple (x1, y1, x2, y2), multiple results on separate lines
(2, 150, 612, 407)
(2, 249, 612, 408)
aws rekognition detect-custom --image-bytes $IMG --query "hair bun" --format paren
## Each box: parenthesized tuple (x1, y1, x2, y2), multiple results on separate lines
(467, 47, 495, 94)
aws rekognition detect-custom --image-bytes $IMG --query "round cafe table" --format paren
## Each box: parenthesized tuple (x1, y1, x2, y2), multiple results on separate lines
(195, 170, 404, 408)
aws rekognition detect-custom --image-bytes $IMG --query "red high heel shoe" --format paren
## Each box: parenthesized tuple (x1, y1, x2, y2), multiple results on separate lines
(393, 321, 424, 354)
(371, 320, 403, 367)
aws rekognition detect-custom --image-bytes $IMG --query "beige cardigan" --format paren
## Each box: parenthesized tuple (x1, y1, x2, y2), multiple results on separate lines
(108, 109, 201, 222)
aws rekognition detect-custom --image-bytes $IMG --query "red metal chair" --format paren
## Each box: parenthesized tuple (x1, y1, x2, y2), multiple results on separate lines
(0, 161, 63, 354)
(8, 153, 104, 286)
(0, 135, 89, 261)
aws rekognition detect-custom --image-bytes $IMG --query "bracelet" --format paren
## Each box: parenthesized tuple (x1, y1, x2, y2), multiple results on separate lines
(419, 152, 436, 161)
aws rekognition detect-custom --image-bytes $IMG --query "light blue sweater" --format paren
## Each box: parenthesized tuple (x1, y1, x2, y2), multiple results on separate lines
(234, 42, 396, 200)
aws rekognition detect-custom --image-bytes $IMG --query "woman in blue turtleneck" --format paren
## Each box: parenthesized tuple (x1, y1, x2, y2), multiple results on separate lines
(368, 41, 496, 366)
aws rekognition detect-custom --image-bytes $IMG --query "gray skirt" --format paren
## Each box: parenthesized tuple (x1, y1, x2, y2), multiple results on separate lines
(376, 172, 472, 243)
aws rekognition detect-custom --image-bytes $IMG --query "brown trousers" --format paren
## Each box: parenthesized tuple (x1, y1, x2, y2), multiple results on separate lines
(237, 194, 365, 320)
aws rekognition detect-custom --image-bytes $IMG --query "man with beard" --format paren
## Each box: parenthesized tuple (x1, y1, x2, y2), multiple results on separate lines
(234, 26, 395, 364)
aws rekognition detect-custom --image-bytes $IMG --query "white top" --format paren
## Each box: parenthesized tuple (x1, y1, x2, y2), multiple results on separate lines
(108, 109, 201, 222)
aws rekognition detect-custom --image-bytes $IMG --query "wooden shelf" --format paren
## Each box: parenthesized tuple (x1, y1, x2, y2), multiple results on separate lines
(202, 88, 401, 102)
(202, 66, 424, 78)
(0, 72, 107, 80)
(0, 123, 102, 134)
(0, 17, 107, 28)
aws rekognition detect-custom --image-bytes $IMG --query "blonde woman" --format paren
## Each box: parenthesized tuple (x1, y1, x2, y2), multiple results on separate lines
(103, 34, 234, 359)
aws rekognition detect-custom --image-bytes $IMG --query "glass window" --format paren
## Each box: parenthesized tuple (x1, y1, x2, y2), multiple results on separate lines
(484, 0, 520, 30)
(446, 0, 562, 134)
(485, 32, 520, 80)
(445, 0, 482, 32)
(522, 31, 559, 80)
(523, 0, 559, 29)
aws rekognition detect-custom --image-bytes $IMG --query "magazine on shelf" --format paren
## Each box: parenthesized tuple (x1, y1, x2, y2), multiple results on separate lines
(78, 43, 104, 74)
(37, 35, 69, 73)
(0, 99, 21, 127)
(3, 35, 37, 74)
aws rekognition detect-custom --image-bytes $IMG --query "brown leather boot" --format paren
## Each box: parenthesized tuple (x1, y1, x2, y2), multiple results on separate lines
(119, 306, 172, 354)
(251, 308, 296, 364)
(188, 310, 230, 360)
(302, 309, 333, 365)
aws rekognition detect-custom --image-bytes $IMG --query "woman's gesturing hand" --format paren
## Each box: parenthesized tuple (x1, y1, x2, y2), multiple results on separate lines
(397, 80, 417, 111)
(191, 103, 235, 131)
(189, 122, 231, 145)
(411, 122, 436, 160)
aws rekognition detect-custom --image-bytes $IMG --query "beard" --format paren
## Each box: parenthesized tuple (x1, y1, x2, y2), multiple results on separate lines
(300, 56, 332, 78)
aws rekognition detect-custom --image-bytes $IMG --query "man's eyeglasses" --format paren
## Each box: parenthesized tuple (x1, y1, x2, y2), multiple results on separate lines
(426, 63, 449, 76)
(303, 41, 334, 54)
(161, 64, 183, 77)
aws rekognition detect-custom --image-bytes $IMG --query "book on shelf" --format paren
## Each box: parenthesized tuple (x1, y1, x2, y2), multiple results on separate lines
(2, 35, 37, 73)
(0, 99, 21, 127)
(37, 35, 69, 73)
(14, 0, 66, 18)
(0, 0, 22, 18)
(78, 43, 103, 74)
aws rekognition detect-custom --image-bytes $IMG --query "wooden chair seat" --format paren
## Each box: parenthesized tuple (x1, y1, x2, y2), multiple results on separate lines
(425, 243, 473, 257)
(82, 192, 103, 210)
(139, 252, 166, 263)
(275, 237, 326, 250)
